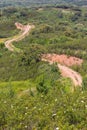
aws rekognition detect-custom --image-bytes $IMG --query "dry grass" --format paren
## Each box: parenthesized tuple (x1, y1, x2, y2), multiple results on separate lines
(0, 38, 6, 43)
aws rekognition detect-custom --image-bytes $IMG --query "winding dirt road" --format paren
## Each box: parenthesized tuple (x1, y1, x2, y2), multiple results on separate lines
(5, 22, 35, 51)
(4, 22, 82, 87)
(42, 56, 82, 87)
(58, 64, 82, 86)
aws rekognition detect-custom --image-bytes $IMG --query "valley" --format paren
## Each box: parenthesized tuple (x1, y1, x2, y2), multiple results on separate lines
(0, 4, 87, 130)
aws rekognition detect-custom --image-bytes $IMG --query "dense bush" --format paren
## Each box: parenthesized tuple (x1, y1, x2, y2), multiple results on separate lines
(0, 82, 87, 129)
(0, 6, 87, 129)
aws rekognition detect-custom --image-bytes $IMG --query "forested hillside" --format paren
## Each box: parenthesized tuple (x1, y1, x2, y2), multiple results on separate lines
(0, 0, 87, 7)
(0, 4, 87, 130)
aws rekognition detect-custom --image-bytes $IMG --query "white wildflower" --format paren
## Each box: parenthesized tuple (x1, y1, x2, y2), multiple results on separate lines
(52, 113, 56, 117)
(55, 99, 57, 102)
(4, 101, 7, 104)
(85, 105, 87, 108)
(11, 105, 13, 108)
(64, 111, 66, 113)
(81, 100, 84, 103)
(55, 127, 59, 130)
(39, 108, 41, 111)
(25, 125, 28, 128)
(25, 107, 28, 110)
(25, 113, 27, 115)
(34, 106, 36, 109)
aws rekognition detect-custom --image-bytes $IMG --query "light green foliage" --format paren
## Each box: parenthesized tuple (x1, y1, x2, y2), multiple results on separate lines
(0, 5, 87, 129)
(0, 82, 87, 129)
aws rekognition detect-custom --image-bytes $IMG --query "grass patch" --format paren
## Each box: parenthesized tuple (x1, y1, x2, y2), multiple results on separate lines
(0, 80, 36, 94)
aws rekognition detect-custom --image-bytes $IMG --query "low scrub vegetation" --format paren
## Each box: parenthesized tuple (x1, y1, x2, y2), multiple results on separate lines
(0, 5, 87, 129)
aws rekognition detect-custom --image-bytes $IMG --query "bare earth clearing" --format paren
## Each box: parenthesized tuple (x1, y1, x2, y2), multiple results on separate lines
(42, 54, 83, 67)
(5, 22, 35, 51)
(42, 54, 83, 87)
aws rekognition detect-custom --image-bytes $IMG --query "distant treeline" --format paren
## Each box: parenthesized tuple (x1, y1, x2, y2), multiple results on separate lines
(0, 0, 87, 8)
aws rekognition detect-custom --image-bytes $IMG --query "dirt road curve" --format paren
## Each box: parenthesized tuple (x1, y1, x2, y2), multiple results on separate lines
(42, 57, 82, 87)
(4, 22, 82, 87)
(5, 22, 35, 51)
(58, 64, 82, 86)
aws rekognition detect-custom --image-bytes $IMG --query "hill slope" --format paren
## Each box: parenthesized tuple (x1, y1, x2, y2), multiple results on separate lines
(0, 0, 87, 7)
(0, 4, 87, 130)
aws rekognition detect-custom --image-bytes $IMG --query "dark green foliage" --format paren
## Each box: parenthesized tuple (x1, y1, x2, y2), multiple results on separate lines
(83, 75, 87, 90)
(57, 11, 63, 18)
(3, 7, 17, 15)
(70, 11, 82, 22)
(0, 5, 87, 130)
(19, 45, 43, 66)
(36, 78, 49, 94)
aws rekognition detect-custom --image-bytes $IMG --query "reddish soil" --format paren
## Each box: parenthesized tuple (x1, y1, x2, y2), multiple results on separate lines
(4, 22, 83, 87)
(58, 64, 82, 87)
(5, 22, 35, 51)
(15, 22, 24, 30)
(42, 54, 83, 87)
(42, 54, 83, 67)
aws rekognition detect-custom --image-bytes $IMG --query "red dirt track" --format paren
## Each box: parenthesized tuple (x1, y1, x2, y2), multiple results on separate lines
(42, 54, 83, 87)
(5, 22, 35, 51)
(42, 54, 83, 67)
(4, 22, 83, 87)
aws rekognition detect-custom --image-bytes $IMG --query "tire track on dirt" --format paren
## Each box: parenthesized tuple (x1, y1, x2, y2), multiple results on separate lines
(42, 57, 82, 87)
(5, 22, 35, 51)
